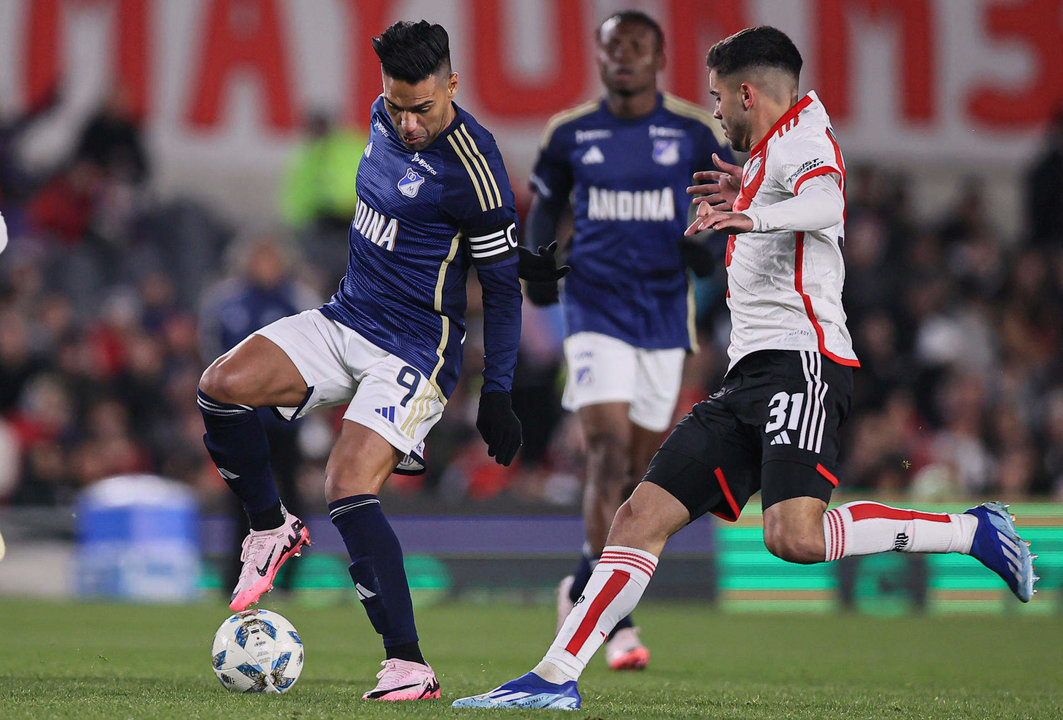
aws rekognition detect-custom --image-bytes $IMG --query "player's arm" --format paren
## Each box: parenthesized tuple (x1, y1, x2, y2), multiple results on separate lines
(519, 129, 574, 306)
(520, 194, 571, 304)
(447, 134, 525, 466)
(471, 230, 523, 467)
(686, 174, 843, 235)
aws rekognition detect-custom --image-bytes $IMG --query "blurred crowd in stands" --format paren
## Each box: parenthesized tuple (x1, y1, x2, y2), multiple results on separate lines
(1, 92, 1062, 513)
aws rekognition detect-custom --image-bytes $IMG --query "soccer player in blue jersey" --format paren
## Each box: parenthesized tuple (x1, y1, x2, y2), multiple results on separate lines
(520, 10, 731, 671)
(197, 20, 523, 701)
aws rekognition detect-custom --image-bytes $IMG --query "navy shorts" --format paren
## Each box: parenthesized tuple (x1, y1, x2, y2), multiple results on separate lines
(644, 350, 853, 521)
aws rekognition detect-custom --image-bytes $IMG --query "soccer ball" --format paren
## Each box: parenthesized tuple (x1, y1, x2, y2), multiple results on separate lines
(211, 609, 304, 693)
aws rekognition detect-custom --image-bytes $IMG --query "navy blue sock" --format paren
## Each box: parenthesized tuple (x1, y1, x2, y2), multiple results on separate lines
(329, 494, 420, 652)
(570, 548, 634, 637)
(569, 551, 596, 603)
(198, 389, 282, 528)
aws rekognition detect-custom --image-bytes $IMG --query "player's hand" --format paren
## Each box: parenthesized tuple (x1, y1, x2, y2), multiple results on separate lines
(679, 237, 715, 278)
(687, 153, 743, 211)
(476, 391, 523, 466)
(685, 203, 753, 236)
(518, 242, 570, 306)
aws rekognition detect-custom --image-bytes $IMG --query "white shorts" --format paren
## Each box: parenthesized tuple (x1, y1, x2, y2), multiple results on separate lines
(562, 331, 685, 432)
(254, 309, 444, 457)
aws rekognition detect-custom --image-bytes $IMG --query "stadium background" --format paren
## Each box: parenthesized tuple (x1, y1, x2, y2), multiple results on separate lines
(0, 0, 1061, 616)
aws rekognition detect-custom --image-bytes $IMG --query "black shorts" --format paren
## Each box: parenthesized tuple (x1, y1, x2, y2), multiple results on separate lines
(644, 350, 853, 521)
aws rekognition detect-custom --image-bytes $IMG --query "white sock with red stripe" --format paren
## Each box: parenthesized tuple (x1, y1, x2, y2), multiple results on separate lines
(823, 501, 977, 561)
(536, 546, 657, 682)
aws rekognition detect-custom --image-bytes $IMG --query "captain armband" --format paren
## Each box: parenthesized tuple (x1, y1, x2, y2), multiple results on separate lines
(467, 222, 518, 265)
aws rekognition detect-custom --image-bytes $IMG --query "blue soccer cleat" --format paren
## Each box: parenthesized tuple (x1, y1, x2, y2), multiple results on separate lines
(965, 502, 1038, 602)
(451, 672, 581, 710)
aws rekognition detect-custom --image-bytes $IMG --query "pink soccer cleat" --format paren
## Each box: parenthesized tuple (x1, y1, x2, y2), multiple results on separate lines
(228, 513, 311, 612)
(363, 659, 441, 701)
(605, 627, 650, 671)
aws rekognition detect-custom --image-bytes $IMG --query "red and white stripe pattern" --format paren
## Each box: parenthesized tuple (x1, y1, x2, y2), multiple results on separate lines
(823, 502, 975, 561)
(543, 545, 657, 680)
(823, 507, 846, 561)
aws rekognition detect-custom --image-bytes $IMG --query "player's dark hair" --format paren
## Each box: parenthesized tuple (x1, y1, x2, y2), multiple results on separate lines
(598, 10, 665, 52)
(372, 20, 451, 83)
(706, 26, 802, 81)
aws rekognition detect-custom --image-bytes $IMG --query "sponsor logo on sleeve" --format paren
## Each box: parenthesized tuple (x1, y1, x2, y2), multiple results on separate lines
(786, 158, 825, 185)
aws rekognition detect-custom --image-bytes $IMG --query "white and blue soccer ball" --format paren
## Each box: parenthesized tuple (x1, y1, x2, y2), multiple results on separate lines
(212, 609, 304, 693)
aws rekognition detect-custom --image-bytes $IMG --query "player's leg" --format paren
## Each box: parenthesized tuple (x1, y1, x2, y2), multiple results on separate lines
(454, 397, 760, 709)
(199, 316, 331, 611)
(558, 334, 638, 642)
(598, 346, 684, 670)
(756, 352, 1036, 601)
(199, 333, 307, 532)
(453, 482, 685, 710)
(326, 350, 444, 701)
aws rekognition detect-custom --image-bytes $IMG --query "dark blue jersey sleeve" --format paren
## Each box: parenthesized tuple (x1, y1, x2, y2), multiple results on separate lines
(476, 258, 521, 394)
(529, 126, 573, 205)
(442, 119, 522, 394)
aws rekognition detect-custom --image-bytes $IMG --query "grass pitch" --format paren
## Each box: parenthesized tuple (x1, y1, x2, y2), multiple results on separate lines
(2, 597, 1060, 719)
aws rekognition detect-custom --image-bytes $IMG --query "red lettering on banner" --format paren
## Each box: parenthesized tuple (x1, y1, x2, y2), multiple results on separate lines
(470, 0, 586, 117)
(24, 0, 151, 117)
(115, 0, 150, 120)
(816, 0, 935, 123)
(341, 0, 396, 127)
(24, 0, 60, 112)
(187, 0, 295, 131)
(666, 0, 749, 102)
(968, 0, 1063, 127)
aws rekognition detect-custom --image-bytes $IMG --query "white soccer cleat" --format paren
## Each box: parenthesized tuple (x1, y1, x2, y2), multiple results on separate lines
(363, 659, 441, 701)
(556, 575, 575, 633)
(228, 513, 311, 612)
(605, 626, 650, 671)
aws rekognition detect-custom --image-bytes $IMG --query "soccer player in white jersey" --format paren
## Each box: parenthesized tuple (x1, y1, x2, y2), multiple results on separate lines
(454, 26, 1037, 711)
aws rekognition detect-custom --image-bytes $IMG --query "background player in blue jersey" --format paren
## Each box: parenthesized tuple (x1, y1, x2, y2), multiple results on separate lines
(197, 20, 523, 702)
(522, 11, 731, 671)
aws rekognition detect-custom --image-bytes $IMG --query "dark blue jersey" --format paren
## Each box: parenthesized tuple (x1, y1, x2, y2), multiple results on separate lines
(320, 97, 521, 399)
(530, 93, 732, 350)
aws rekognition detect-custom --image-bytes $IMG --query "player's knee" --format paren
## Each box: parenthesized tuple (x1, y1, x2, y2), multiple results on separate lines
(763, 527, 822, 564)
(199, 357, 244, 405)
(608, 495, 668, 547)
(586, 432, 629, 472)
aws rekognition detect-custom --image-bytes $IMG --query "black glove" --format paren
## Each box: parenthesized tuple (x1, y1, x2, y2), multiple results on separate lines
(475, 391, 523, 466)
(518, 241, 571, 306)
(679, 237, 716, 278)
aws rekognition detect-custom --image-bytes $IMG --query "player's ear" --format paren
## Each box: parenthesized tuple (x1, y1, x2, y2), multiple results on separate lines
(740, 82, 754, 110)
(447, 72, 459, 98)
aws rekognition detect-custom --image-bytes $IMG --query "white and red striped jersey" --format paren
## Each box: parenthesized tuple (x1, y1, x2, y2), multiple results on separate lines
(725, 91, 859, 370)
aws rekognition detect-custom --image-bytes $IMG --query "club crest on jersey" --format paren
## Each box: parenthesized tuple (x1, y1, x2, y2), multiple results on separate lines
(652, 139, 680, 166)
(743, 157, 763, 187)
(397, 167, 426, 198)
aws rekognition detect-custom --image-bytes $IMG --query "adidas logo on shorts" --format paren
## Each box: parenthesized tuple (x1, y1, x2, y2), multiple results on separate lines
(374, 406, 396, 422)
